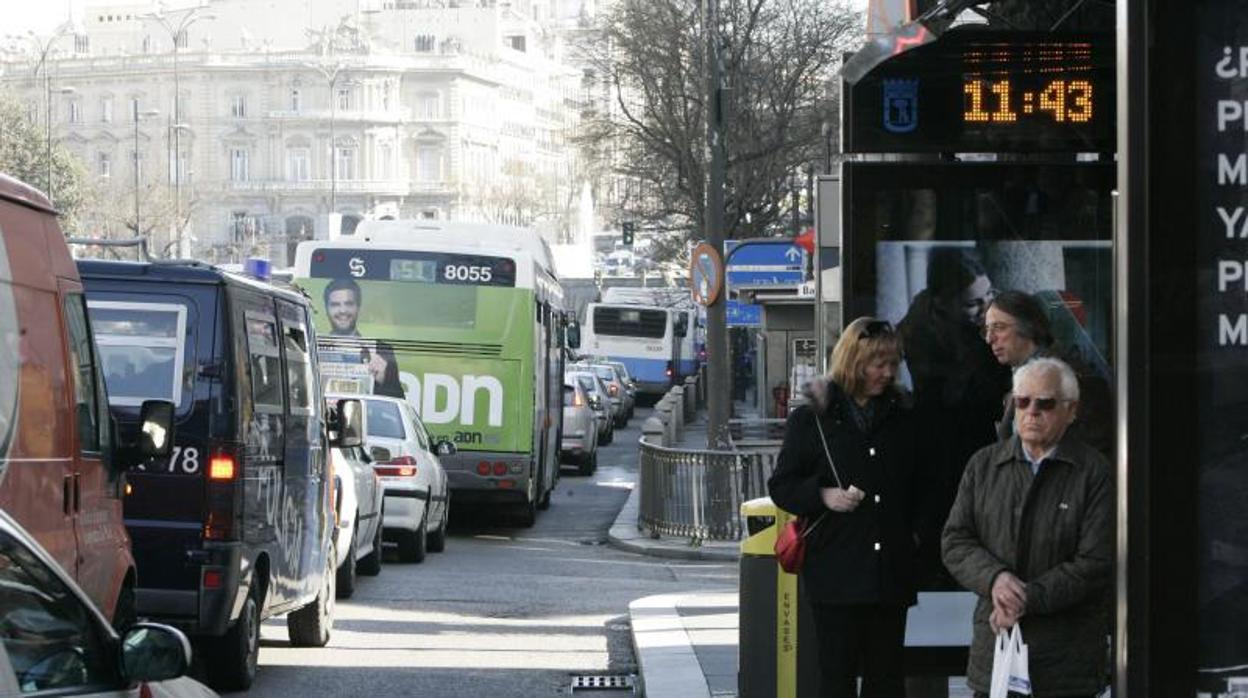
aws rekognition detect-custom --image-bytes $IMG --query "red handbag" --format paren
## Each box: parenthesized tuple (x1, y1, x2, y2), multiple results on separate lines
(775, 515, 824, 573)
(774, 412, 842, 574)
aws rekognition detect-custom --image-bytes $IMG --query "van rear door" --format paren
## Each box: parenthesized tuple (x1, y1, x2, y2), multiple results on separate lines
(86, 286, 213, 597)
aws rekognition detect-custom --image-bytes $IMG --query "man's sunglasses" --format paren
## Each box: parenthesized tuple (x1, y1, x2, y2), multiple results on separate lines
(859, 320, 894, 339)
(1013, 395, 1065, 412)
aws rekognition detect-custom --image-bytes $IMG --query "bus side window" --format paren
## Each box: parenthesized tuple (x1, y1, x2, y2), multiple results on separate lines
(62, 293, 104, 454)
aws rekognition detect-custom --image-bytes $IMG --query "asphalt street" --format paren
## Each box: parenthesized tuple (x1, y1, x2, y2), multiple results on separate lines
(233, 407, 737, 697)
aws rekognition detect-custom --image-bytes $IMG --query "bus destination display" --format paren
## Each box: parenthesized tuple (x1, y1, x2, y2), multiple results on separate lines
(845, 31, 1114, 153)
(309, 248, 516, 287)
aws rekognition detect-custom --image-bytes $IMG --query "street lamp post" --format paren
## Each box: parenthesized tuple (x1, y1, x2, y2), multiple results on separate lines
(27, 23, 74, 205)
(305, 23, 349, 218)
(142, 6, 214, 256)
(133, 108, 161, 239)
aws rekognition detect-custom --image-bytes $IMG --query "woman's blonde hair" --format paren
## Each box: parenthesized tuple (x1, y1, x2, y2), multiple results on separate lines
(829, 316, 903, 398)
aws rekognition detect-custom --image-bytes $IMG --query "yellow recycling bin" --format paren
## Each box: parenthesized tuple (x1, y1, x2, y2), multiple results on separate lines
(739, 497, 819, 698)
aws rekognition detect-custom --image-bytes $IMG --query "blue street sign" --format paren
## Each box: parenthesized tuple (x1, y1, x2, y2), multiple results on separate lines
(724, 240, 807, 327)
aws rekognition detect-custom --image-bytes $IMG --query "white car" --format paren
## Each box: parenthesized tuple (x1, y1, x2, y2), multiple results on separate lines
(359, 395, 452, 563)
(329, 444, 385, 598)
(561, 381, 599, 475)
(0, 509, 215, 697)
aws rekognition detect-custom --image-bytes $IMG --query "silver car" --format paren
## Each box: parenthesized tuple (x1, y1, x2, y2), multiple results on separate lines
(0, 509, 212, 697)
(568, 370, 615, 445)
(575, 360, 634, 425)
(561, 381, 599, 475)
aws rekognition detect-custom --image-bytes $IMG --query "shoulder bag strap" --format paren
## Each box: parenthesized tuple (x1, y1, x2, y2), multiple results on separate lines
(799, 411, 844, 538)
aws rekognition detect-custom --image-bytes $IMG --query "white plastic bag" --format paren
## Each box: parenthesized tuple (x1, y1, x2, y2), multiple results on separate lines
(989, 625, 1032, 698)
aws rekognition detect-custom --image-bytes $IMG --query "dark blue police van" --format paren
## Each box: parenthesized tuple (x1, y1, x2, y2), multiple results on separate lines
(78, 260, 354, 691)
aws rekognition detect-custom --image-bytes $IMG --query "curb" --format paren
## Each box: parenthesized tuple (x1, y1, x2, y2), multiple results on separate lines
(628, 594, 712, 698)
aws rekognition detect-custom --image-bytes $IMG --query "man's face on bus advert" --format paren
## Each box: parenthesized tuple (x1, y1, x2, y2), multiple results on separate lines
(327, 288, 360, 334)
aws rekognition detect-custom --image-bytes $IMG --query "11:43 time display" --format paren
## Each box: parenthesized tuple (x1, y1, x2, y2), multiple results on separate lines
(963, 79, 1093, 124)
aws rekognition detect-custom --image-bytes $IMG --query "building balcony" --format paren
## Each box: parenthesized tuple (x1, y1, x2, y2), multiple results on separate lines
(225, 178, 449, 196)
(266, 108, 412, 123)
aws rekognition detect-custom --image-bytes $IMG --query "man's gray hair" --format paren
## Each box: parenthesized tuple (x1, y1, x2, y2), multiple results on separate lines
(1014, 356, 1080, 401)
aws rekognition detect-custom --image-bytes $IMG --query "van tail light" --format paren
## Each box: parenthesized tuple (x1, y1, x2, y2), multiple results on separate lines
(203, 450, 240, 542)
(573, 390, 585, 408)
(375, 456, 419, 477)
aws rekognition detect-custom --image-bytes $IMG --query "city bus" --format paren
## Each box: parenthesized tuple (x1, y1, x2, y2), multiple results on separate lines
(600, 287, 705, 382)
(293, 221, 570, 526)
(581, 301, 681, 395)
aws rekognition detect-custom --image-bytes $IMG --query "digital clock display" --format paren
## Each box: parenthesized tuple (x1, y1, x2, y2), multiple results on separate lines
(845, 31, 1114, 153)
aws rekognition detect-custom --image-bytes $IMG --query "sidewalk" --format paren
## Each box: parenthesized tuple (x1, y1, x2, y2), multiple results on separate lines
(606, 412, 742, 698)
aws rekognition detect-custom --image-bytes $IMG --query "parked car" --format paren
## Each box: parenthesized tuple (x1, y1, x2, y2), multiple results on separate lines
(0, 509, 214, 697)
(560, 381, 599, 475)
(79, 260, 348, 691)
(0, 174, 175, 629)
(353, 395, 453, 563)
(567, 370, 615, 445)
(574, 360, 634, 425)
(328, 398, 385, 599)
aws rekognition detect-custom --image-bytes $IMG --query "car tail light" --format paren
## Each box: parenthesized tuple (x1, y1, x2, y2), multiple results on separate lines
(573, 390, 585, 408)
(375, 456, 418, 478)
(608, 384, 619, 396)
(203, 569, 224, 589)
(204, 450, 240, 542)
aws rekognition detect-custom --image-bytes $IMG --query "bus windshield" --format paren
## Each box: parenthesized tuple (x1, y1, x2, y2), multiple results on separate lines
(592, 306, 667, 338)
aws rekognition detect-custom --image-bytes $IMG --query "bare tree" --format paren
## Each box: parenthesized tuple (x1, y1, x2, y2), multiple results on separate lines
(575, 0, 860, 259)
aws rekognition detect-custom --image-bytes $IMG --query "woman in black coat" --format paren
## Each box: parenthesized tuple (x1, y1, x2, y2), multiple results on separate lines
(768, 317, 926, 698)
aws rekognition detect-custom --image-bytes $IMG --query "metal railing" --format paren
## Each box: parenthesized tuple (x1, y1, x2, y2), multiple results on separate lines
(636, 375, 785, 541)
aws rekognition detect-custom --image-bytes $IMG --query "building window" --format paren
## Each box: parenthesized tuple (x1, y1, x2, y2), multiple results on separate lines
(290, 89, 301, 113)
(417, 147, 440, 181)
(101, 96, 113, 123)
(287, 147, 310, 181)
(230, 95, 247, 118)
(231, 212, 248, 243)
(74, 34, 89, 54)
(175, 29, 188, 49)
(413, 34, 435, 52)
(336, 88, 351, 111)
(98, 152, 111, 178)
(230, 148, 249, 182)
(505, 35, 526, 52)
(382, 83, 391, 111)
(142, 35, 152, 53)
(176, 150, 189, 184)
(379, 143, 393, 179)
(335, 147, 356, 181)
(417, 92, 439, 119)
(68, 99, 81, 124)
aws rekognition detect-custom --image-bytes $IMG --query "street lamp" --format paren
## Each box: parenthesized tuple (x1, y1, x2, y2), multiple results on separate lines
(142, 6, 214, 254)
(305, 22, 351, 216)
(26, 22, 76, 205)
(133, 108, 161, 239)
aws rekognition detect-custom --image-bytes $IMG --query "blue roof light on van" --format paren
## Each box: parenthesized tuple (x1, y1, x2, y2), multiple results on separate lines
(243, 257, 272, 281)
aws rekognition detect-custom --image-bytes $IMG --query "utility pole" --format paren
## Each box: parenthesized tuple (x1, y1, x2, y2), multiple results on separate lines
(306, 23, 349, 219)
(28, 24, 73, 206)
(704, 0, 731, 449)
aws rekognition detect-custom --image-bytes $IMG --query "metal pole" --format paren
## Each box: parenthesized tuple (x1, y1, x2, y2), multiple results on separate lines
(44, 56, 52, 204)
(172, 36, 181, 254)
(134, 110, 140, 237)
(704, 0, 730, 449)
(330, 76, 337, 214)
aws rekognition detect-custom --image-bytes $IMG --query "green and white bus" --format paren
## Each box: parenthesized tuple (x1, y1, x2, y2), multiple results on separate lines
(293, 221, 572, 525)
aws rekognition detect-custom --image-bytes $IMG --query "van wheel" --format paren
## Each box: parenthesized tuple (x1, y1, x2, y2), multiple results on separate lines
(111, 583, 136, 632)
(578, 451, 596, 477)
(336, 529, 358, 599)
(289, 553, 335, 647)
(357, 518, 383, 576)
(427, 503, 448, 553)
(397, 515, 427, 563)
(210, 589, 260, 691)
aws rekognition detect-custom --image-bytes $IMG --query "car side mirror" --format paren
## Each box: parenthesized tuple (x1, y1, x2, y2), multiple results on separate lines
(434, 440, 457, 457)
(120, 623, 191, 683)
(566, 321, 581, 349)
(137, 400, 175, 460)
(331, 399, 364, 448)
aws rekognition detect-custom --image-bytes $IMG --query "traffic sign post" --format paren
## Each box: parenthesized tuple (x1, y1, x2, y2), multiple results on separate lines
(690, 242, 724, 307)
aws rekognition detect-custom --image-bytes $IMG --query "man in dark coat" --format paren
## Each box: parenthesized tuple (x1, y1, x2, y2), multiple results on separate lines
(942, 357, 1113, 697)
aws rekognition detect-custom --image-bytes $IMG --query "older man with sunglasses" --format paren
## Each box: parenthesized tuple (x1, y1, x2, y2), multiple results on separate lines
(941, 357, 1113, 698)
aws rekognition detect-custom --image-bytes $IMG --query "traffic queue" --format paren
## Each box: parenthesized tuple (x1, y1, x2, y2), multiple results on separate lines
(0, 174, 453, 694)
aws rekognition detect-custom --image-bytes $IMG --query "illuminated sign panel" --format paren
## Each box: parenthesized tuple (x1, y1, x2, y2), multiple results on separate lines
(845, 31, 1114, 153)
